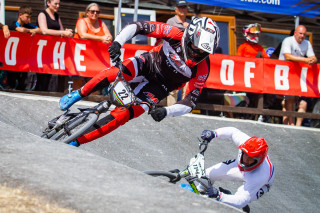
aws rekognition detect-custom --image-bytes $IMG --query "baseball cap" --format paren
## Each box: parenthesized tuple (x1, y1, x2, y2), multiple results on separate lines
(176, 0, 188, 7)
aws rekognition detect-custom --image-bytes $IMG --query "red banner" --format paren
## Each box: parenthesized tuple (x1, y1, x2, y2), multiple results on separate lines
(205, 54, 320, 97)
(0, 31, 319, 97)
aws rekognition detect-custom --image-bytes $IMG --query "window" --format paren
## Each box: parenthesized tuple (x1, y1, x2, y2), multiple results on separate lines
(114, 8, 156, 46)
(5, 6, 19, 25)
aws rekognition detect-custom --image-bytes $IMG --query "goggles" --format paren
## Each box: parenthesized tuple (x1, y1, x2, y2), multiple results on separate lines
(248, 24, 261, 33)
(187, 42, 209, 62)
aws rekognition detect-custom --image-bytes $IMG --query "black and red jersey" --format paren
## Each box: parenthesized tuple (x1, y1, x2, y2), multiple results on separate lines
(115, 21, 210, 111)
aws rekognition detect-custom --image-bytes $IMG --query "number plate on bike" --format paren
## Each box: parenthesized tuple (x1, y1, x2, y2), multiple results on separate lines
(188, 153, 205, 178)
(111, 80, 135, 107)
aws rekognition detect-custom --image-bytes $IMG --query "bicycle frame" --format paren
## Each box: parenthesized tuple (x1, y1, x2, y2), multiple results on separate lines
(41, 59, 139, 142)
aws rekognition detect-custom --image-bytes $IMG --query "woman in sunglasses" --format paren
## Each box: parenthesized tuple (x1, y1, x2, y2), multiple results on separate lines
(74, 3, 112, 45)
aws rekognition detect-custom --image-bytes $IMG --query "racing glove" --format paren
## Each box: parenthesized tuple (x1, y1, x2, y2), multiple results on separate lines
(201, 130, 216, 142)
(108, 41, 122, 63)
(150, 107, 167, 122)
(207, 186, 221, 199)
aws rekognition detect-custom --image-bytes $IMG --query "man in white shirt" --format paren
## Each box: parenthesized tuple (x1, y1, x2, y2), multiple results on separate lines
(279, 25, 317, 126)
(279, 25, 317, 64)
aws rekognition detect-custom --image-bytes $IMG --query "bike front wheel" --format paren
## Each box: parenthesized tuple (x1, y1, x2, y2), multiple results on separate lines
(50, 112, 98, 144)
(144, 170, 178, 183)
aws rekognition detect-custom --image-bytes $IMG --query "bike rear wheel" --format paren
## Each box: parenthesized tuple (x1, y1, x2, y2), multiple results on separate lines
(144, 170, 178, 183)
(50, 113, 98, 144)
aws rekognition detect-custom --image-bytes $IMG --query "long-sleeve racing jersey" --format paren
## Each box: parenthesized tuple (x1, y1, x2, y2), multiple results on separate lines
(213, 127, 275, 209)
(114, 21, 210, 117)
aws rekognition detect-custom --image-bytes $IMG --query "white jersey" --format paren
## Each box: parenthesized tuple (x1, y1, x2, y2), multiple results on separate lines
(206, 127, 275, 209)
(279, 36, 315, 60)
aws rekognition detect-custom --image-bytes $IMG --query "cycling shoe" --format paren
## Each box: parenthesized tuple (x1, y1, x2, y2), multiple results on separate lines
(59, 90, 82, 111)
(68, 141, 80, 147)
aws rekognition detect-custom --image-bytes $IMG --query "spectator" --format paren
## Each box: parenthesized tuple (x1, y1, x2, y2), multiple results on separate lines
(74, 3, 112, 44)
(237, 23, 269, 59)
(0, 23, 10, 90)
(166, 0, 190, 31)
(37, 0, 73, 92)
(0, 22, 10, 38)
(279, 25, 317, 126)
(270, 29, 294, 59)
(166, 0, 191, 106)
(7, 6, 41, 90)
(236, 23, 270, 120)
(73, 3, 113, 93)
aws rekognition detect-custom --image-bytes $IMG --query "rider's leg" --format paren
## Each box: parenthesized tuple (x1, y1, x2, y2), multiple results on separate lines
(81, 57, 139, 96)
(76, 104, 147, 145)
(197, 160, 243, 193)
(59, 58, 138, 111)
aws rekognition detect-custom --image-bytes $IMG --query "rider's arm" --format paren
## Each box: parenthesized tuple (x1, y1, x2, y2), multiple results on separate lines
(114, 21, 183, 46)
(214, 127, 251, 147)
(218, 185, 253, 209)
(218, 171, 270, 208)
(165, 59, 210, 117)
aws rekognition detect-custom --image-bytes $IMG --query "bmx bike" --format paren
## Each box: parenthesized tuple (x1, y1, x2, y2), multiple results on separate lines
(144, 138, 250, 212)
(41, 60, 147, 144)
(144, 138, 213, 194)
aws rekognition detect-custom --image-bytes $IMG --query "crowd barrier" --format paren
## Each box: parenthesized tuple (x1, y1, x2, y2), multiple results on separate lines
(1, 31, 320, 122)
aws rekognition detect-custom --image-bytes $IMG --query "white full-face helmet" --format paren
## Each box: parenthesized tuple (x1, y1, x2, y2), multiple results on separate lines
(181, 17, 220, 67)
(243, 23, 261, 43)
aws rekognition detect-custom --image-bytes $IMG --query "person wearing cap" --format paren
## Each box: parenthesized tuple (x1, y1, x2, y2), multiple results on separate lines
(166, 0, 191, 106)
(199, 127, 275, 213)
(166, 0, 190, 31)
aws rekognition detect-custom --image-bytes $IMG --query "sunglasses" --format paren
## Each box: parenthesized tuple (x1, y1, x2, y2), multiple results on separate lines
(89, 10, 100, 14)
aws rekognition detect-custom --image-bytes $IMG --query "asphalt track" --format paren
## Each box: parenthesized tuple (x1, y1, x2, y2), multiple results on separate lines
(0, 91, 319, 213)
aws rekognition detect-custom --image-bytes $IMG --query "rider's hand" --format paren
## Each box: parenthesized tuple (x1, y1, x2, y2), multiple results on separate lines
(108, 41, 122, 63)
(150, 107, 167, 122)
(201, 130, 216, 142)
(207, 186, 220, 199)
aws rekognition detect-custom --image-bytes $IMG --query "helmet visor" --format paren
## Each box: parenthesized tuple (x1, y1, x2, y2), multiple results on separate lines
(248, 24, 261, 33)
(187, 42, 209, 64)
(239, 151, 260, 170)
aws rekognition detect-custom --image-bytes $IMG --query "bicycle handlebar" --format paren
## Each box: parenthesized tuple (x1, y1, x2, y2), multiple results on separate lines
(198, 138, 209, 155)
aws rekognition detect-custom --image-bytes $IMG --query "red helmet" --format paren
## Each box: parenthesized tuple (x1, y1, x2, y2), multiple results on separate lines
(237, 137, 268, 172)
(242, 23, 261, 43)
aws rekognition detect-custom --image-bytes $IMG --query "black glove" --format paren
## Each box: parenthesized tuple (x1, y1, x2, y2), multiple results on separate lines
(219, 187, 231, 195)
(207, 186, 220, 199)
(201, 130, 216, 142)
(108, 41, 122, 63)
(150, 107, 167, 122)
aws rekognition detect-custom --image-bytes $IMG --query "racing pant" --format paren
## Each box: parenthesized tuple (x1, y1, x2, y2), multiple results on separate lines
(76, 54, 169, 145)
